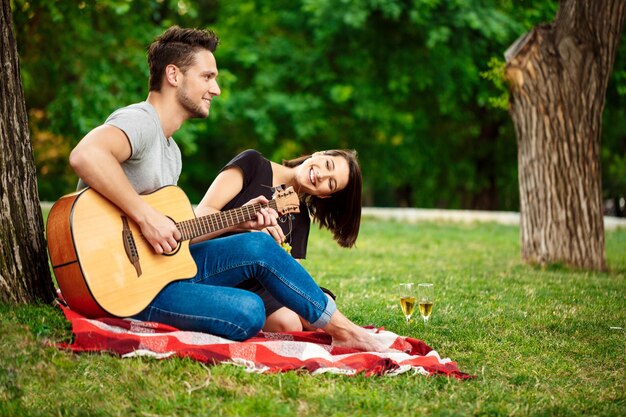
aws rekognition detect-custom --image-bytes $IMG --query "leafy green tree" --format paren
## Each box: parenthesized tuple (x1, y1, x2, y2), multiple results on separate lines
(12, 0, 215, 198)
(601, 37, 626, 217)
(12, 0, 625, 215)
(191, 0, 529, 208)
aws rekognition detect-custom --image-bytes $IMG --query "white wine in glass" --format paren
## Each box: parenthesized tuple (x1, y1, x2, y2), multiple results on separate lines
(399, 283, 416, 324)
(418, 283, 434, 324)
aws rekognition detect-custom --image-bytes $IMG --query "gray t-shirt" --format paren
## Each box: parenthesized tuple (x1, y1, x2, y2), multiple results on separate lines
(77, 101, 182, 194)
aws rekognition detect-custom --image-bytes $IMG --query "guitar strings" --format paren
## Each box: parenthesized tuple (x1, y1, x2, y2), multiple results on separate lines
(263, 184, 295, 242)
(279, 212, 294, 240)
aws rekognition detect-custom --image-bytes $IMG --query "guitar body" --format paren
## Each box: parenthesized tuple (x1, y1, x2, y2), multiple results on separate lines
(47, 186, 197, 318)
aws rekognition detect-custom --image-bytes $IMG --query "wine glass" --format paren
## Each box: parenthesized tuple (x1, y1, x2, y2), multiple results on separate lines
(417, 283, 434, 325)
(398, 283, 416, 324)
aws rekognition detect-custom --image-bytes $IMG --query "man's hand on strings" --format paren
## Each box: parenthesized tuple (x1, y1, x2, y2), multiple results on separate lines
(138, 205, 181, 254)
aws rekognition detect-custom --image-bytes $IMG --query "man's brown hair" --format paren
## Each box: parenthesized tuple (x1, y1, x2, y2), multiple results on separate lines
(147, 26, 219, 91)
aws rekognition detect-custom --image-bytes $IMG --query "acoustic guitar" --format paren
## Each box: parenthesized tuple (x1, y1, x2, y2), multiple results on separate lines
(46, 185, 300, 318)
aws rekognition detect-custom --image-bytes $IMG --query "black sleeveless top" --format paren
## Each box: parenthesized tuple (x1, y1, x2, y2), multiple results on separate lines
(221, 150, 336, 316)
(221, 149, 311, 259)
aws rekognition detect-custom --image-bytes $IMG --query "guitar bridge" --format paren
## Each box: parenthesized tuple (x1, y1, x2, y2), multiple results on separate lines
(121, 216, 142, 277)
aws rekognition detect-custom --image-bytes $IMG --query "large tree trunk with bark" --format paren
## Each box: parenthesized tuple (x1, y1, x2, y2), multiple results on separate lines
(505, 0, 626, 271)
(0, 0, 55, 303)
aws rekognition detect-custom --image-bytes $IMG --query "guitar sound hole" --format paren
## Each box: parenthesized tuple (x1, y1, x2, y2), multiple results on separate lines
(162, 241, 181, 257)
(162, 215, 182, 257)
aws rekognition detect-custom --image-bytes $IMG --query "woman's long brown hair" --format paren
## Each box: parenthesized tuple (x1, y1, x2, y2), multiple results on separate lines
(283, 150, 362, 248)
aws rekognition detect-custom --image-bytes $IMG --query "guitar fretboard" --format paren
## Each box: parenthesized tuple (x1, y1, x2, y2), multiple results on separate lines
(176, 200, 279, 241)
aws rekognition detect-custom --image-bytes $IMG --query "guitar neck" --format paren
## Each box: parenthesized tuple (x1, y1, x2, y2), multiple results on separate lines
(176, 200, 279, 241)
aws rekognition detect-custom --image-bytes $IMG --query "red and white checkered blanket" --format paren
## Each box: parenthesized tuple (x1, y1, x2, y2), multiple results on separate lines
(57, 303, 473, 378)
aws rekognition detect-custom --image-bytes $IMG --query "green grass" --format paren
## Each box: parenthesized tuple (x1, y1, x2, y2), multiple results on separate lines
(1, 219, 625, 416)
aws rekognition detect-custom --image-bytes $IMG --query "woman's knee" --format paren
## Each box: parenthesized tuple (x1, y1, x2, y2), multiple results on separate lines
(263, 308, 303, 332)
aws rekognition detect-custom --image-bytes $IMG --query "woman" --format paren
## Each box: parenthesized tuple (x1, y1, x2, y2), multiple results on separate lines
(195, 149, 363, 331)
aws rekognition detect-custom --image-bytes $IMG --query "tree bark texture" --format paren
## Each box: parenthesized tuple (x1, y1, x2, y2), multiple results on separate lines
(0, 0, 55, 303)
(505, 0, 626, 270)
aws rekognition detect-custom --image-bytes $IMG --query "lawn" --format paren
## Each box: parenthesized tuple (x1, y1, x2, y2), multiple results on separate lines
(1, 218, 624, 416)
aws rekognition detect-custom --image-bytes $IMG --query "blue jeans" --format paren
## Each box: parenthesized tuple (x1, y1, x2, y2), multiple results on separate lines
(133, 233, 336, 340)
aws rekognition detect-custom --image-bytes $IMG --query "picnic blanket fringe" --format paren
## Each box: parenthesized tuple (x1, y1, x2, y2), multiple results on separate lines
(56, 302, 474, 379)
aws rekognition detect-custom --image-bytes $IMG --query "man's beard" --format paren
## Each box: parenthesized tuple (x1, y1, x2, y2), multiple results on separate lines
(177, 86, 209, 119)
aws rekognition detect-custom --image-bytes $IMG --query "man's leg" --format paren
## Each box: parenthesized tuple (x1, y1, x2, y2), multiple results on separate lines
(190, 233, 335, 327)
(190, 233, 389, 352)
(134, 282, 265, 341)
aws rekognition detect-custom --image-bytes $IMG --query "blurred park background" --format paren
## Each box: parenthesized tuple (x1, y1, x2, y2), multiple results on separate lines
(11, 0, 626, 213)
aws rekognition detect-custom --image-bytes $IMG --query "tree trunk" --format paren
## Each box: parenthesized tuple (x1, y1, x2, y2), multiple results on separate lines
(505, 0, 626, 271)
(0, 0, 55, 303)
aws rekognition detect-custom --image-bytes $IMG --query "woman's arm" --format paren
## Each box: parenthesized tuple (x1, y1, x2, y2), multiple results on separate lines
(193, 167, 245, 242)
(193, 167, 281, 243)
(196, 167, 245, 217)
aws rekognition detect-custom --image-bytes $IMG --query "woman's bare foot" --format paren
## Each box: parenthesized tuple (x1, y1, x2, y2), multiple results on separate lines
(322, 310, 392, 352)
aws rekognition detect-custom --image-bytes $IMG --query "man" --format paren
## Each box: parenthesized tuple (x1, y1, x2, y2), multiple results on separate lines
(70, 26, 386, 351)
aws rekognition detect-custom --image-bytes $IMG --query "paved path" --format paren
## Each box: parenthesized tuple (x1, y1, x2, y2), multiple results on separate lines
(41, 202, 626, 230)
(362, 207, 626, 231)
